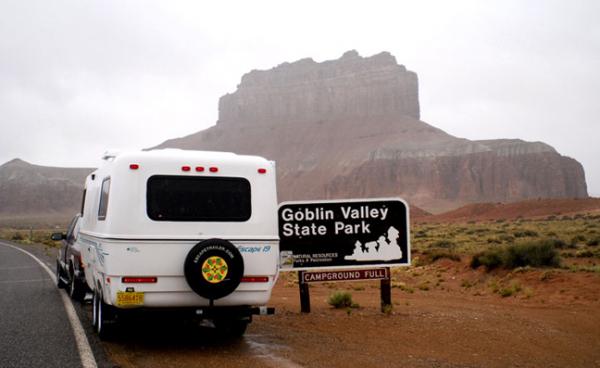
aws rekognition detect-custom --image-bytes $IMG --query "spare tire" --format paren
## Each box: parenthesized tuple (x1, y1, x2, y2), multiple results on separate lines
(184, 239, 244, 300)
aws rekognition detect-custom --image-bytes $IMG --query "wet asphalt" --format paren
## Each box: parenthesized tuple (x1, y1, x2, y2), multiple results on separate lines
(0, 240, 118, 368)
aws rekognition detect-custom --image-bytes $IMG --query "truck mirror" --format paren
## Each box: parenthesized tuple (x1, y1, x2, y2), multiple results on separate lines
(51, 232, 65, 241)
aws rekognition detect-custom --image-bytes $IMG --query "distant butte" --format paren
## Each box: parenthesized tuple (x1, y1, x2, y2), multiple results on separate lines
(152, 50, 587, 212)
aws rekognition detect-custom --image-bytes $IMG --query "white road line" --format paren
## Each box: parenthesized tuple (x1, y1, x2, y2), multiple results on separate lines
(0, 242, 98, 368)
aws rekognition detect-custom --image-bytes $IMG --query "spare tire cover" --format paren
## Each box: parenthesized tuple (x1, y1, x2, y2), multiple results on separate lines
(184, 239, 244, 300)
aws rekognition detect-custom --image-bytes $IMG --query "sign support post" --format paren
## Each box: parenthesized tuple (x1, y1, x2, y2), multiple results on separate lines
(298, 271, 311, 313)
(380, 267, 392, 312)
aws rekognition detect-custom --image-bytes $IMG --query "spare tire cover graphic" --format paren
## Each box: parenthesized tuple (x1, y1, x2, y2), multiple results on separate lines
(184, 239, 244, 300)
(202, 256, 229, 283)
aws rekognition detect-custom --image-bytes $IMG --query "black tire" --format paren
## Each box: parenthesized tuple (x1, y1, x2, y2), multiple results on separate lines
(68, 269, 86, 302)
(96, 290, 115, 340)
(184, 239, 244, 300)
(56, 261, 67, 289)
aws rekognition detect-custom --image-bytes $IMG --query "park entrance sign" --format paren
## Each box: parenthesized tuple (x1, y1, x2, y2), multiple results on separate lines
(278, 198, 410, 270)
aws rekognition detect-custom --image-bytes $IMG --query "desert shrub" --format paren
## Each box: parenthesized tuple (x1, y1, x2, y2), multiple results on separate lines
(426, 249, 460, 262)
(11, 232, 25, 241)
(328, 291, 354, 309)
(498, 234, 515, 243)
(487, 237, 502, 244)
(429, 240, 456, 249)
(576, 250, 594, 258)
(587, 238, 599, 246)
(542, 238, 569, 249)
(514, 230, 539, 238)
(471, 240, 560, 270)
(471, 249, 503, 270)
(503, 241, 560, 269)
(570, 234, 586, 245)
(499, 282, 522, 297)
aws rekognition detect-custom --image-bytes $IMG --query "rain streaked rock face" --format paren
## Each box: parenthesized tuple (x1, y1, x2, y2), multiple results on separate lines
(155, 51, 588, 212)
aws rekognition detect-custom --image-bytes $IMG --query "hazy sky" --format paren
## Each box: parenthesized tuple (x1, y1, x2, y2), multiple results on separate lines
(1, 0, 599, 195)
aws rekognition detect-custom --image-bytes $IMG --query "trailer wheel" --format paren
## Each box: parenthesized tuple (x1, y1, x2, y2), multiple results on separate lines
(96, 290, 115, 340)
(184, 239, 244, 300)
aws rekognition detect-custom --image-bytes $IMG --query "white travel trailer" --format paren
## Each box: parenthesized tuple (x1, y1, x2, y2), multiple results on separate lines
(78, 149, 278, 338)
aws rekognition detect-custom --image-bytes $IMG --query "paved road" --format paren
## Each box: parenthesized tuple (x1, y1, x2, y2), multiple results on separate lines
(0, 241, 83, 368)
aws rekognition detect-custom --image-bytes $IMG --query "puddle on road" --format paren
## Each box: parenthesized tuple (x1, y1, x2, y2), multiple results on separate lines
(244, 334, 303, 368)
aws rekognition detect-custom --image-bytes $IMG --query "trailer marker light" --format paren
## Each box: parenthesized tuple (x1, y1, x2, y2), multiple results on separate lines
(181, 166, 191, 172)
(258, 168, 267, 174)
(209, 167, 218, 173)
(122, 277, 158, 283)
(241, 276, 269, 283)
(129, 164, 139, 170)
(195, 166, 205, 172)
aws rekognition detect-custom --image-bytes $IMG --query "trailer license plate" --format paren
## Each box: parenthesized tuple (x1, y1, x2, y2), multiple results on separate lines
(116, 291, 144, 306)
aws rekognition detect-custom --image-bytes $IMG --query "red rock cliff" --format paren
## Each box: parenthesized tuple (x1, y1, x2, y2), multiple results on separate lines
(154, 51, 588, 212)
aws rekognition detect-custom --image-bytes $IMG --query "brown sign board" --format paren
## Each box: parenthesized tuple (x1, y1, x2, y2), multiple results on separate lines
(279, 198, 410, 271)
(301, 268, 389, 283)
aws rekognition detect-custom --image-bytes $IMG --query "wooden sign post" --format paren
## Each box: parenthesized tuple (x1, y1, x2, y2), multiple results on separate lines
(297, 267, 392, 313)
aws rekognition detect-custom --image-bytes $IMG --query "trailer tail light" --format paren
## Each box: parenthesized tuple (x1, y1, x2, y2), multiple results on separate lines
(122, 277, 158, 283)
(209, 167, 218, 173)
(129, 164, 139, 170)
(195, 166, 205, 172)
(257, 168, 267, 174)
(241, 276, 269, 283)
(181, 166, 191, 172)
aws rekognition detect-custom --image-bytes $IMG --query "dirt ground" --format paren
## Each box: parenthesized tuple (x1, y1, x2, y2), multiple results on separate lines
(104, 261, 600, 368)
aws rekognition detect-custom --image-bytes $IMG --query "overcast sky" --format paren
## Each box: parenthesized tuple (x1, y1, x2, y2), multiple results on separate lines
(1, 0, 599, 195)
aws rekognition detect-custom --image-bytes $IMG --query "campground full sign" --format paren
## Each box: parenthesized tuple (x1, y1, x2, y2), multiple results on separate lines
(278, 198, 410, 270)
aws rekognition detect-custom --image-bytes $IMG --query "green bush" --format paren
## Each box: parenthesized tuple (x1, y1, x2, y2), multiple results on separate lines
(503, 242, 560, 269)
(11, 232, 25, 241)
(542, 238, 569, 249)
(427, 249, 461, 262)
(514, 230, 539, 238)
(471, 240, 560, 271)
(471, 249, 503, 270)
(576, 250, 594, 258)
(586, 238, 599, 246)
(498, 234, 515, 243)
(328, 291, 354, 309)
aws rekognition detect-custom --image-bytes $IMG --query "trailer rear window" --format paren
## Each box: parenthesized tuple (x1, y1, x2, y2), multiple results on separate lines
(147, 176, 251, 222)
